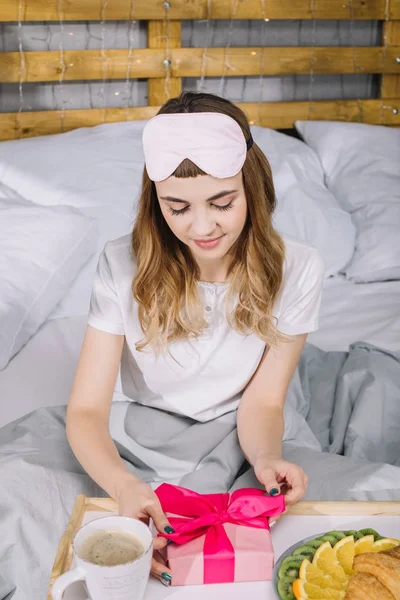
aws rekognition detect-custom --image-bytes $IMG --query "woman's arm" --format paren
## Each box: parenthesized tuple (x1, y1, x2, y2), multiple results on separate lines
(237, 333, 308, 504)
(67, 326, 173, 580)
(66, 325, 135, 500)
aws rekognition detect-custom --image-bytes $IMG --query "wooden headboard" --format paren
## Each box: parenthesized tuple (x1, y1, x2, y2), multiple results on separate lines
(0, 0, 399, 141)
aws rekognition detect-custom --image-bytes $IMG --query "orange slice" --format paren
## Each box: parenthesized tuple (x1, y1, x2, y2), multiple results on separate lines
(333, 535, 355, 575)
(299, 559, 346, 590)
(354, 534, 374, 555)
(312, 542, 348, 584)
(292, 579, 346, 599)
(371, 537, 400, 552)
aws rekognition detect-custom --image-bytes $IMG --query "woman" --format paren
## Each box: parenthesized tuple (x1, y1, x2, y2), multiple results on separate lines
(66, 91, 324, 584)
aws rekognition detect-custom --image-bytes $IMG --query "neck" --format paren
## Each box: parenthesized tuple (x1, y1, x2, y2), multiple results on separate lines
(196, 255, 231, 283)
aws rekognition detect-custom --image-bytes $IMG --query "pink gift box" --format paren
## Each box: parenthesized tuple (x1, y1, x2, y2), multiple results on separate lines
(154, 484, 285, 587)
(166, 520, 274, 586)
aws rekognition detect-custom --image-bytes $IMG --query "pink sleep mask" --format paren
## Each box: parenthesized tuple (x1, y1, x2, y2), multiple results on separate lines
(142, 112, 253, 182)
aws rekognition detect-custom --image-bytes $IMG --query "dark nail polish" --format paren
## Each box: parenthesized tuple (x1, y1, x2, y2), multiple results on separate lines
(269, 488, 279, 496)
(161, 572, 172, 582)
(164, 525, 175, 534)
(166, 539, 173, 545)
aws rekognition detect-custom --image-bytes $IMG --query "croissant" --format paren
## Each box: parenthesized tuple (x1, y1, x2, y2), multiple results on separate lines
(345, 546, 400, 600)
(345, 572, 395, 600)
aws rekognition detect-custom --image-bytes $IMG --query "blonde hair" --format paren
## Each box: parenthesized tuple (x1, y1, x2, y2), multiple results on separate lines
(132, 92, 286, 352)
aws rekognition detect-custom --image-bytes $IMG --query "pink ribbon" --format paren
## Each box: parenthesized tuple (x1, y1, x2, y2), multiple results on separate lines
(155, 483, 285, 584)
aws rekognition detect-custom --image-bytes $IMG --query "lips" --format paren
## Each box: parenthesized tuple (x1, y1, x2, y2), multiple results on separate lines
(193, 235, 224, 249)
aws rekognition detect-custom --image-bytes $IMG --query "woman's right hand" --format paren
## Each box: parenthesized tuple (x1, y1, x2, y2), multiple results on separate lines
(116, 477, 173, 584)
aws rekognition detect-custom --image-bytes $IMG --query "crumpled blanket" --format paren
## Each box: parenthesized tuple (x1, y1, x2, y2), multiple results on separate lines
(1, 341, 399, 599)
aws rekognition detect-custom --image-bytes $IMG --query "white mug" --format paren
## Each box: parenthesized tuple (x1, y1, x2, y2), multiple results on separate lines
(51, 515, 153, 600)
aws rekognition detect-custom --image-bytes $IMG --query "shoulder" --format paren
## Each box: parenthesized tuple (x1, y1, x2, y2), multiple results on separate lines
(273, 235, 325, 335)
(101, 234, 136, 284)
(103, 233, 133, 261)
(280, 233, 325, 284)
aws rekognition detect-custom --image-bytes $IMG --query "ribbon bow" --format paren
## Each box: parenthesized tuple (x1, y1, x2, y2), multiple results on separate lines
(155, 483, 285, 584)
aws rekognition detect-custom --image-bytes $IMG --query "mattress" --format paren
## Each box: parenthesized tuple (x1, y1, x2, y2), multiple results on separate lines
(0, 276, 399, 428)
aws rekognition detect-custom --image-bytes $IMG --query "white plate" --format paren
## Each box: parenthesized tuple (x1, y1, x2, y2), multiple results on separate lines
(272, 527, 390, 600)
(272, 531, 334, 600)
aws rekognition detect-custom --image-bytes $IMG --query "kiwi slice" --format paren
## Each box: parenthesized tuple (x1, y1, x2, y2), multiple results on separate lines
(358, 528, 382, 541)
(326, 530, 346, 542)
(278, 556, 303, 580)
(292, 544, 316, 560)
(277, 576, 295, 600)
(345, 529, 363, 540)
(318, 534, 340, 546)
(344, 529, 362, 541)
(307, 539, 324, 550)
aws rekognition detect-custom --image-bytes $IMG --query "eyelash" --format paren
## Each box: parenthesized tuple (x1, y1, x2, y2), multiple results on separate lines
(168, 202, 234, 217)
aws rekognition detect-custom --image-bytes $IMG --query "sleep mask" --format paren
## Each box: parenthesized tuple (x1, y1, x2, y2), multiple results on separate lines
(142, 112, 253, 182)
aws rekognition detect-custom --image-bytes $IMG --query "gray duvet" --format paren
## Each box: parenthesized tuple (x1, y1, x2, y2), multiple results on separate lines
(1, 341, 400, 599)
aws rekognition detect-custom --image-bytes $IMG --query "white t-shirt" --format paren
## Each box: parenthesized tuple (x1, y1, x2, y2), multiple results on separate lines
(88, 233, 325, 422)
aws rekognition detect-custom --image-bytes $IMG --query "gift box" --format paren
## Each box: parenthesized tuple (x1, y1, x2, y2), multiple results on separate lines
(155, 483, 285, 586)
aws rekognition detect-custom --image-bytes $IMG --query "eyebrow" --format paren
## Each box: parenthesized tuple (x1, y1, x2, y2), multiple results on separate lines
(159, 189, 238, 204)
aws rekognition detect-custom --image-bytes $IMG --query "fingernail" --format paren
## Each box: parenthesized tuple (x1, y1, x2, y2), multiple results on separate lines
(159, 577, 170, 587)
(166, 539, 173, 545)
(164, 525, 175, 534)
(269, 488, 280, 496)
(161, 572, 172, 582)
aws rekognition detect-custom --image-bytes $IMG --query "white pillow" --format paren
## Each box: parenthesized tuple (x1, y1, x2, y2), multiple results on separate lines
(0, 122, 355, 276)
(0, 184, 97, 370)
(49, 207, 134, 320)
(0, 121, 146, 215)
(295, 121, 400, 282)
(250, 126, 356, 277)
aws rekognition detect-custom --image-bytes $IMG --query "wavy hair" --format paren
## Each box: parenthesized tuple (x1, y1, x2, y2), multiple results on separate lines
(132, 92, 286, 352)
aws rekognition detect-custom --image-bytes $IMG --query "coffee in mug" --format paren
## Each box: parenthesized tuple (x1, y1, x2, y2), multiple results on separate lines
(51, 515, 153, 600)
(79, 529, 144, 566)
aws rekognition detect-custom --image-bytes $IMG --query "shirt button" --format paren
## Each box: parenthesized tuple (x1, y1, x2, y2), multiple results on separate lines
(205, 305, 212, 312)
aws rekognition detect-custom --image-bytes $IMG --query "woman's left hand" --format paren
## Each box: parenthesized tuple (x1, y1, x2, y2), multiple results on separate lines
(254, 457, 308, 507)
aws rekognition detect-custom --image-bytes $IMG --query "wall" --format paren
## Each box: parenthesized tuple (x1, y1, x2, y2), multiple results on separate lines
(0, 19, 380, 112)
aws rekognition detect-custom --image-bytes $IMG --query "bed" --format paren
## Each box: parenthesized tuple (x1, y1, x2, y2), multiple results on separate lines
(0, 1, 400, 598)
(1, 276, 400, 429)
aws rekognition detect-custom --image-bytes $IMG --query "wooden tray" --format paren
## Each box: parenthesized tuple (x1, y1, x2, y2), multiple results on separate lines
(47, 497, 400, 600)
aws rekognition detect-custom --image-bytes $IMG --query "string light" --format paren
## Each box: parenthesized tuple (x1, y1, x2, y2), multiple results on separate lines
(198, 0, 212, 93)
(162, 0, 172, 101)
(124, 0, 137, 118)
(307, 0, 317, 121)
(16, 0, 25, 137)
(258, 0, 270, 126)
(348, 0, 363, 122)
(219, 0, 240, 98)
(379, 0, 391, 123)
(99, 0, 109, 123)
(57, 0, 67, 132)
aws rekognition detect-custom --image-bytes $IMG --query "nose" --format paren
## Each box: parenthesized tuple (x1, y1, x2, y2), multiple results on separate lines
(191, 208, 217, 238)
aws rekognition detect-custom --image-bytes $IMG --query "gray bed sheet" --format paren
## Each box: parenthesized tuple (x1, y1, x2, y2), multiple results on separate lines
(1, 341, 400, 599)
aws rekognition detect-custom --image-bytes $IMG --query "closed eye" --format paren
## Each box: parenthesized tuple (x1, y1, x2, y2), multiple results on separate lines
(168, 205, 190, 216)
(216, 202, 234, 212)
(168, 201, 234, 216)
